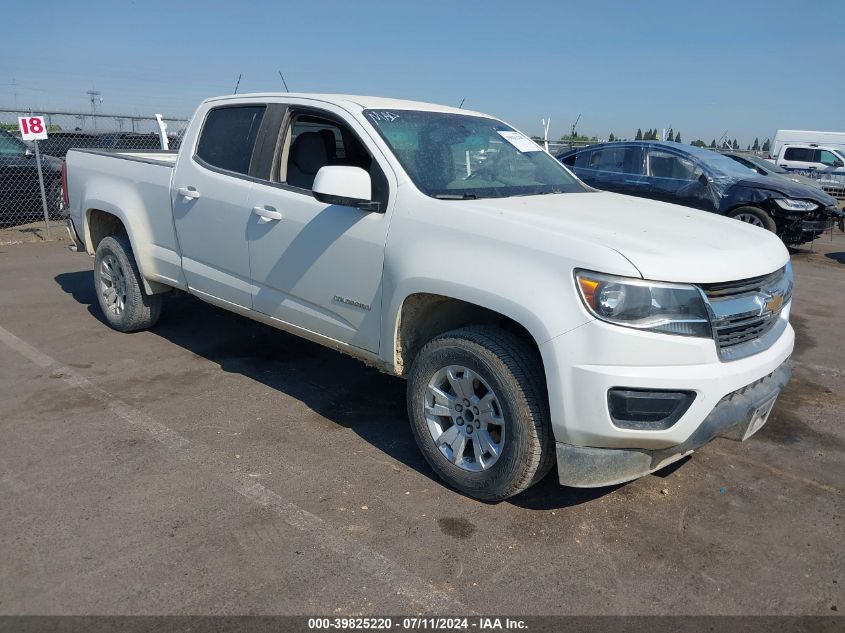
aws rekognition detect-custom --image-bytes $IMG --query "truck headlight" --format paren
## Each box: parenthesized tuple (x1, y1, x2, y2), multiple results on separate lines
(575, 271, 711, 337)
(774, 198, 819, 211)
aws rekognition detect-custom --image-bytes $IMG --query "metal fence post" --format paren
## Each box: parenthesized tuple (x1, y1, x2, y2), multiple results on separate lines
(33, 139, 52, 238)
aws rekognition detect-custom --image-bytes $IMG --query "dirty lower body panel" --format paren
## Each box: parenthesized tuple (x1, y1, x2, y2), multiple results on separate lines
(556, 362, 792, 488)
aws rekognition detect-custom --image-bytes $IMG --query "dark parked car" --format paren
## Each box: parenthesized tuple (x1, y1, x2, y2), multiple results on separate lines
(37, 131, 178, 159)
(558, 141, 843, 246)
(0, 130, 64, 225)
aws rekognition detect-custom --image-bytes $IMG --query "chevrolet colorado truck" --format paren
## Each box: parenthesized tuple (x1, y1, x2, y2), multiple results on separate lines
(65, 94, 794, 501)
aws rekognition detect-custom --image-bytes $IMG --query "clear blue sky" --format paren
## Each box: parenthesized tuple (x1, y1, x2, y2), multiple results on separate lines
(3, 0, 843, 145)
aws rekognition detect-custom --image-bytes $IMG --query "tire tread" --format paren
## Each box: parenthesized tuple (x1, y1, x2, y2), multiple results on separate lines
(94, 234, 162, 332)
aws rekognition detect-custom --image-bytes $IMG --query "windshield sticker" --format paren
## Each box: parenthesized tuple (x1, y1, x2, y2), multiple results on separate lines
(367, 111, 401, 123)
(496, 130, 541, 153)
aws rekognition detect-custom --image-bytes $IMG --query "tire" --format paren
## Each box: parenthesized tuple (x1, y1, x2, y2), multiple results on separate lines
(406, 326, 555, 501)
(93, 234, 162, 332)
(47, 180, 67, 219)
(728, 206, 777, 233)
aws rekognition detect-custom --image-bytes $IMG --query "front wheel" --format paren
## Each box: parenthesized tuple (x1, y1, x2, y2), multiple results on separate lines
(728, 206, 777, 233)
(93, 234, 162, 332)
(406, 326, 555, 501)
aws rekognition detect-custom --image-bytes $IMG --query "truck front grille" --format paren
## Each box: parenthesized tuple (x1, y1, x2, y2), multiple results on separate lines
(710, 312, 780, 350)
(699, 267, 792, 361)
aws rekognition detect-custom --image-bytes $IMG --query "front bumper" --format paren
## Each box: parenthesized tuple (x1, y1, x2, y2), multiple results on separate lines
(801, 218, 837, 233)
(556, 362, 791, 487)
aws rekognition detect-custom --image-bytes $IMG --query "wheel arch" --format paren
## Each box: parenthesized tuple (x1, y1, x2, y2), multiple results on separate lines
(83, 204, 168, 295)
(390, 290, 548, 381)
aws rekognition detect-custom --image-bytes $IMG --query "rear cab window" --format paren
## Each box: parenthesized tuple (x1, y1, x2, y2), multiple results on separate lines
(196, 105, 266, 175)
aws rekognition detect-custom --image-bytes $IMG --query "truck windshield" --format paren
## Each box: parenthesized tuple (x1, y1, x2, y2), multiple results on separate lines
(364, 109, 584, 199)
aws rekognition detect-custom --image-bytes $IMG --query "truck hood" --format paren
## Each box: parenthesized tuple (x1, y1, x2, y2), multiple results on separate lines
(460, 191, 789, 283)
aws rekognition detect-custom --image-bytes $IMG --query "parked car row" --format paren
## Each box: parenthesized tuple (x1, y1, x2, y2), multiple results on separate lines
(0, 129, 65, 226)
(557, 141, 843, 246)
(37, 130, 180, 159)
(1, 129, 179, 226)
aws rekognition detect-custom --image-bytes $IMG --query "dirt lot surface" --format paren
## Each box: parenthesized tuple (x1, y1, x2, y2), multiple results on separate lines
(0, 233, 843, 616)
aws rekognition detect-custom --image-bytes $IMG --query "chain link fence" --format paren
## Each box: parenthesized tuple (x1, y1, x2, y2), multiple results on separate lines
(799, 170, 845, 199)
(0, 109, 188, 232)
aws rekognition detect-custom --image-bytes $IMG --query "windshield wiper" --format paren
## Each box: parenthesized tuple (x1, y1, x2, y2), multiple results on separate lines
(433, 193, 479, 200)
(512, 189, 565, 197)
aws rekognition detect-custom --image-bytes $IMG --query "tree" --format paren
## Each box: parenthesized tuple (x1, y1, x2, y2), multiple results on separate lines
(690, 139, 707, 147)
(674, 131, 681, 143)
(635, 128, 643, 140)
(710, 139, 717, 148)
(609, 132, 616, 142)
(762, 138, 771, 153)
(752, 137, 760, 152)
(666, 127, 674, 143)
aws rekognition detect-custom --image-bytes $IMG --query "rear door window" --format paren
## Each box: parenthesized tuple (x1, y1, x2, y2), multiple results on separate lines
(196, 105, 266, 175)
(783, 147, 814, 162)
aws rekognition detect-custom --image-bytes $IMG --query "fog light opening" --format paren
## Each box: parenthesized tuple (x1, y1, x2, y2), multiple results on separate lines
(607, 388, 696, 431)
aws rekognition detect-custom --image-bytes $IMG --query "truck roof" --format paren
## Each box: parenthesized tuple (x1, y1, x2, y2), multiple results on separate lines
(203, 93, 488, 117)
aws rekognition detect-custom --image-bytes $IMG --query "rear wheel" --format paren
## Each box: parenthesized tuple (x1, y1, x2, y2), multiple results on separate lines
(47, 180, 66, 219)
(729, 206, 777, 233)
(93, 234, 162, 332)
(406, 326, 554, 501)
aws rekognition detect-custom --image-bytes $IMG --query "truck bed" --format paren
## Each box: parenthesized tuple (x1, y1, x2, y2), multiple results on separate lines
(66, 148, 185, 291)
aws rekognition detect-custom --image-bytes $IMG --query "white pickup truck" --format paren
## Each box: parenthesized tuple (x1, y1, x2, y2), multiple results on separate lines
(65, 93, 794, 501)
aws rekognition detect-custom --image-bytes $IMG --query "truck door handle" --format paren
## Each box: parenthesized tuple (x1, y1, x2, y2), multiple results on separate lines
(177, 186, 201, 199)
(252, 205, 283, 221)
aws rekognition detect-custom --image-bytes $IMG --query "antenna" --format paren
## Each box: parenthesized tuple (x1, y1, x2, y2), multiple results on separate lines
(278, 70, 290, 92)
(458, 97, 466, 109)
(233, 74, 242, 94)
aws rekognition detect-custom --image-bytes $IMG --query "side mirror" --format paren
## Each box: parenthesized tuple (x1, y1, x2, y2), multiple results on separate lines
(835, 161, 844, 169)
(312, 166, 381, 212)
(24, 148, 34, 158)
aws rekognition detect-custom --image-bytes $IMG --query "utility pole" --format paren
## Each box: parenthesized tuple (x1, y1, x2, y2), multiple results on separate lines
(87, 89, 102, 130)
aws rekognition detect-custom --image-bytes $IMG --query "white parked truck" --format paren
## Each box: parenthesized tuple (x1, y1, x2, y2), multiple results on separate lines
(771, 129, 845, 159)
(65, 94, 795, 501)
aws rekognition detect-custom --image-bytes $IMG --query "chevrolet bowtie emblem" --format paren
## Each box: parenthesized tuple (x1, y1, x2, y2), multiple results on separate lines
(763, 293, 784, 314)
